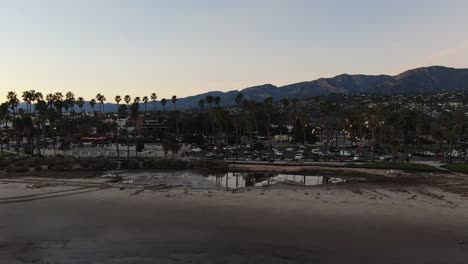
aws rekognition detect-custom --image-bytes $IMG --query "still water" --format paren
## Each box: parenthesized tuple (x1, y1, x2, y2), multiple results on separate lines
(109, 171, 355, 189)
(208, 172, 347, 189)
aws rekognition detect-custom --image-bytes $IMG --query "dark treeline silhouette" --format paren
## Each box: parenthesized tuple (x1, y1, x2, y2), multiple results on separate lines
(1, 90, 468, 158)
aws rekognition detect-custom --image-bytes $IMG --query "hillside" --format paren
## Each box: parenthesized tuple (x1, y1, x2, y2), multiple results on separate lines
(18, 66, 468, 111)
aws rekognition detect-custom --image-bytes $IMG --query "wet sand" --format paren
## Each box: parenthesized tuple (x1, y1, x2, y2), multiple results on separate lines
(0, 180, 467, 263)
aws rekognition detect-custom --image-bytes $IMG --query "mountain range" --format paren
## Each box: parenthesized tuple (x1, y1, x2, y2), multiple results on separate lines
(165, 66, 468, 109)
(18, 66, 468, 112)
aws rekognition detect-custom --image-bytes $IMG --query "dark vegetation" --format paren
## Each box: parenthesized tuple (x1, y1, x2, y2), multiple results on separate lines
(0, 157, 228, 174)
(345, 162, 440, 171)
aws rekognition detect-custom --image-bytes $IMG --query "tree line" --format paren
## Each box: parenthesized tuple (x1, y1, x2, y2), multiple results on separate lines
(1, 90, 467, 158)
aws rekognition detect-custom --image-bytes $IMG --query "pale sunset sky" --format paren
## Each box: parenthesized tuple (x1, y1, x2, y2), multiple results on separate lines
(1, 0, 468, 100)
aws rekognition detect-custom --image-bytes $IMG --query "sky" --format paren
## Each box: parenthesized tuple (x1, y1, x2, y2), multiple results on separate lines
(1, 0, 468, 101)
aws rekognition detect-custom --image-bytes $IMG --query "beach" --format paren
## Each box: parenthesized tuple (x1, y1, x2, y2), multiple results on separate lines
(0, 175, 467, 264)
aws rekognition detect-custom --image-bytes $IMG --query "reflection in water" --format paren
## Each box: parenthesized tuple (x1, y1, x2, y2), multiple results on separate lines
(207, 173, 346, 189)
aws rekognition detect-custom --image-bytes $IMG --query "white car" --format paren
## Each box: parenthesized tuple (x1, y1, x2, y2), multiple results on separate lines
(340, 150, 353, 157)
(274, 150, 283, 156)
(190, 148, 202, 152)
(353, 155, 365, 161)
(294, 153, 304, 160)
(311, 149, 321, 154)
(286, 147, 294, 151)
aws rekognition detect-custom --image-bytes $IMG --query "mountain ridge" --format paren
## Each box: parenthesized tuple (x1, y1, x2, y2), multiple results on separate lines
(18, 66, 468, 111)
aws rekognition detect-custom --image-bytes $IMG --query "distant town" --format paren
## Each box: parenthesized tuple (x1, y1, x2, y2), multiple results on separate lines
(1, 89, 467, 166)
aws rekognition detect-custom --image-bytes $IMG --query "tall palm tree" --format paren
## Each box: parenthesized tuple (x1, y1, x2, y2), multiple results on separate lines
(142, 96, 149, 113)
(171, 96, 179, 136)
(89, 99, 96, 112)
(214, 96, 221, 107)
(198, 99, 205, 111)
(171, 96, 178, 111)
(151, 93, 157, 111)
(8, 91, 21, 155)
(112, 97, 122, 158)
(235, 92, 244, 106)
(22, 90, 33, 114)
(76, 97, 85, 114)
(65, 91, 75, 113)
(115, 95, 122, 114)
(134, 97, 141, 104)
(7, 91, 20, 114)
(0, 103, 10, 156)
(160, 98, 167, 112)
(124, 95, 131, 106)
(263, 96, 273, 142)
(46, 93, 54, 109)
(96, 93, 106, 113)
(32, 91, 43, 114)
(205, 95, 214, 108)
(123, 95, 132, 159)
(53, 92, 64, 115)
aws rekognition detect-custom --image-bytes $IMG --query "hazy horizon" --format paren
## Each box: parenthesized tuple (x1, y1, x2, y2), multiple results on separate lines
(1, 0, 468, 100)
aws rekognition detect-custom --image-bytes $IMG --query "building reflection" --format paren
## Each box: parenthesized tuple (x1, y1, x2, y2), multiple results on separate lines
(207, 173, 345, 189)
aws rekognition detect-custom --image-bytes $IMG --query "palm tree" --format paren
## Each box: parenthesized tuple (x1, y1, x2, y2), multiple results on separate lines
(123, 95, 131, 159)
(235, 92, 244, 106)
(7, 91, 19, 114)
(96, 93, 106, 113)
(65, 91, 75, 113)
(53, 92, 64, 114)
(205, 95, 214, 108)
(198, 99, 205, 110)
(214, 96, 221, 107)
(171, 95, 178, 111)
(142, 96, 149, 113)
(151, 93, 157, 111)
(89, 99, 96, 112)
(0, 103, 10, 156)
(77, 97, 85, 114)
(160, 98, 167, 112)
(133, 97, 141, 112)
(22, 90, 33, 114)
(46, 93, 54, 109)
(115, 95, 122, 114)
(263, 96, 273, 142)
(124, 95, 131, 106)
(32, 91, 43, 114)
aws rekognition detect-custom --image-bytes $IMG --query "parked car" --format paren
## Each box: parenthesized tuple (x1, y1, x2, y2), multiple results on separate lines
(379, 155, 392, 161)
(205, 153, 216, 159)
(353, 155, 365, 161)
(294, 153, 304, 161)
(249, 153, 258, 160)
(190, 148, 202, 152)
(273, 150, 283, 156)
(340, 150, 353, 157)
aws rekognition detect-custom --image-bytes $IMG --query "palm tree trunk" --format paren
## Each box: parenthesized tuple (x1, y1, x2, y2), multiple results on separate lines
(116, 134, 120, 158)
(127, 134, 130, 159)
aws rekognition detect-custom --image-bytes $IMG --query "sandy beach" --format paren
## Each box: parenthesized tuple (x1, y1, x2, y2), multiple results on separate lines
(0, 174, 467, 264)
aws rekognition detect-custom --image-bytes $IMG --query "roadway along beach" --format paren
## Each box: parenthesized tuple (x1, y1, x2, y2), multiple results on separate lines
(0, 177, 467, 264)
